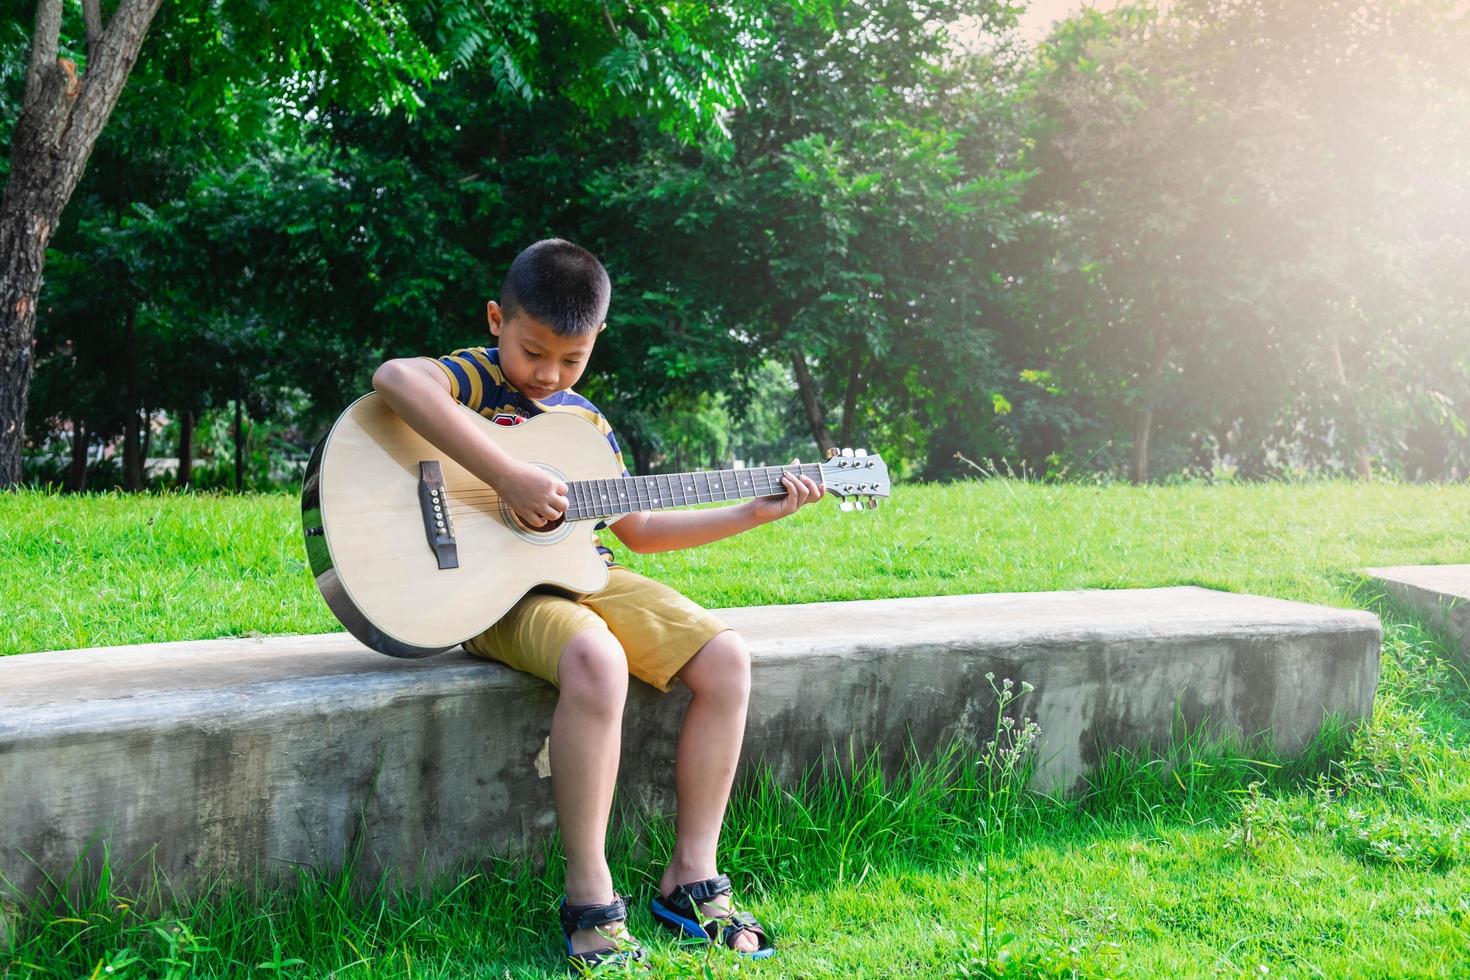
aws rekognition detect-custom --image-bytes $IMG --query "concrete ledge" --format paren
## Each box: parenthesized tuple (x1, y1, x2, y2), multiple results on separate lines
(0, 587, 1380, 902)
(1366, 565, 1470, 657)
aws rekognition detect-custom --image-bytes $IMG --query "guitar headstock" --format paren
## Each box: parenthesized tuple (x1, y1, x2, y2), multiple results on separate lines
(820, 447, 890, 511)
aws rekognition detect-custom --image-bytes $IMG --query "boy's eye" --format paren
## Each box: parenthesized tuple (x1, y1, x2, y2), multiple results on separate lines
(523, 351, 541, 359)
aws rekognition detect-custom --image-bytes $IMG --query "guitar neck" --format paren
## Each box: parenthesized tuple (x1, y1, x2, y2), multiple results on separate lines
(564, 463, 825, 522)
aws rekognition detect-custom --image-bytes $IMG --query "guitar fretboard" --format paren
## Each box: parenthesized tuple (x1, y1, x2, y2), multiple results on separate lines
(565, 464, 824, 522)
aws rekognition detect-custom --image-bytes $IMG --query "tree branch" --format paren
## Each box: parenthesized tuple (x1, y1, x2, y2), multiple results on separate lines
(54, 0, 164, 204)
(83, 0, 103, 63)
(601, 0, 621, 38)
(24, 0, 63, 105)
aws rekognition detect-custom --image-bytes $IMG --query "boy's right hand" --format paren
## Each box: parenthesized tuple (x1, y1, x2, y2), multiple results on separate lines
(497, 460, 569, 528)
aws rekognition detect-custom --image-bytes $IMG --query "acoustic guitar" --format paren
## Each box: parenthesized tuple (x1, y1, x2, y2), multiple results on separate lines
(302, 392, 891, 657)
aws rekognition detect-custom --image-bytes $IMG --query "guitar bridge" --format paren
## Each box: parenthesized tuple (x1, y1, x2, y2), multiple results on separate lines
(418, 461, 459, 569)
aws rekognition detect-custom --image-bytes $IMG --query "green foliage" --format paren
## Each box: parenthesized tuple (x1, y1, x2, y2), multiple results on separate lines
(20, 0, 839, 484)
(1026, 0, 1470, 479)
(15, 0, 1470, 487)
(591, 0, 1039, 472)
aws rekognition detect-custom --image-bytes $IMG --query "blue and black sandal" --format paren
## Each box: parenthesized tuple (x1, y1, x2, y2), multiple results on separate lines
(649, 874, 775, 960)
(558, 894, 649, 974)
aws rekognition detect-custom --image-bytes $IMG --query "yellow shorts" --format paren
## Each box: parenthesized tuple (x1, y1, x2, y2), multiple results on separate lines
(463, 566, 728, 692)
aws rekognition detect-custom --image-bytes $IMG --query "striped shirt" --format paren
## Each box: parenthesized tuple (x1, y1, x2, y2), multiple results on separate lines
(425, 346, 627, 559)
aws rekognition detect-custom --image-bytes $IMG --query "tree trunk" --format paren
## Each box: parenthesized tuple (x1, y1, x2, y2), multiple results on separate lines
(1132, 340, 1170, 484)
(176, 408, 193, 487)
(138, 407, 152, 482)
(233, 396, 244, 493)
(68, 417, 87, 491)
(0, 0, 166, 487)
(1327, 336, 1372, 480)
(837, 347, 866, 451)
(122, 306, 143, 490)
(790, 349, 835, 456)
(1133, 405, 1155, 485)
(619, 425, 650, 476)
(123, 411, 141, 489)
(0, 222, 46, 486)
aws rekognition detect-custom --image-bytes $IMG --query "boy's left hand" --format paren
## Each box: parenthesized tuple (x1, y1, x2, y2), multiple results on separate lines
(747, 458, 824, 525)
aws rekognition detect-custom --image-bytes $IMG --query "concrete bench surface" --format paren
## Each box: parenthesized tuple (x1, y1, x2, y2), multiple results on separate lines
(1366, 564, 1469, 656)
(1, 587, 1380, 903)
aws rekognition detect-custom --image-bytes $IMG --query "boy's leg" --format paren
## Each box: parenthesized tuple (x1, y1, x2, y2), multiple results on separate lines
(658, 629, 761, 954)
(551, 627, 635, 956)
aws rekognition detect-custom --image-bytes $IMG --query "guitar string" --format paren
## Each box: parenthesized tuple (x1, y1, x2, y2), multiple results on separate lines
(440, 468, 814, 499)
(434, 465, 827, 519)
(440, 481, 795, 505)
(438, 477, 801, 519)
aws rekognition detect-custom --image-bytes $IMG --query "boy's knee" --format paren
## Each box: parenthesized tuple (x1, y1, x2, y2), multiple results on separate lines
(557, 630, 629, 709)
(683, 630, 751, 699)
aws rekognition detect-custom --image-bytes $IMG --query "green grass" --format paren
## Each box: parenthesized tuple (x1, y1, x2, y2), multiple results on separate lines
(2, 480, 1467, 654)
(3, 480, 1470, 977)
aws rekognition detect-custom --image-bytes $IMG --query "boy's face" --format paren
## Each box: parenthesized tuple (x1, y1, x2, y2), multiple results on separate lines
(487, 301, 603, 401)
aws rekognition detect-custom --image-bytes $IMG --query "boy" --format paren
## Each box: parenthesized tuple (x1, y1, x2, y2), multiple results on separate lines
(371, 239, 823, 970)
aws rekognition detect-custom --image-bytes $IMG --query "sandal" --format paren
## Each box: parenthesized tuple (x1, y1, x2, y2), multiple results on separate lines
(558, 894, 648, 974)
(649, 874, 775, 959)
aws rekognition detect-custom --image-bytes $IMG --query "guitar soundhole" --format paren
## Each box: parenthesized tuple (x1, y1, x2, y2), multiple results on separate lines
(513, 512, 566, 534)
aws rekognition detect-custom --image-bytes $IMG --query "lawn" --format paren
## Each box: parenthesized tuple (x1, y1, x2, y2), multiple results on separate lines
(3, 480, 1467, 655)
(2, 480, 1469, 977)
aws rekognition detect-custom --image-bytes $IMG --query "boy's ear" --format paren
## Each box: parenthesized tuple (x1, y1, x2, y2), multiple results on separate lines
(486, 301, 503, 337)
(597, 322, 606, 334)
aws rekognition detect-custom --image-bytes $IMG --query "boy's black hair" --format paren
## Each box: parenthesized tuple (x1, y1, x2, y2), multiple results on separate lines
(499, 239, 610, 337)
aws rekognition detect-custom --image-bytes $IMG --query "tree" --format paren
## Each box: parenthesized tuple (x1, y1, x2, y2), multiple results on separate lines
(1, 0, 826, 486)
(1029, 0, 1470, 481)
(590, 0, 1035, 470)
(1, 0, 163, 486)
(0, 0, 456, 486)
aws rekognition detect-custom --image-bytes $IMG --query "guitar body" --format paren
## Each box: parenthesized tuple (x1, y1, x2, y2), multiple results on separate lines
(302, 393, 622, 657)
(304, 392, 889, 658)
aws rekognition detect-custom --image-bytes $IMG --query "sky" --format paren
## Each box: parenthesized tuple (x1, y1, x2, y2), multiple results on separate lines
(1015, 0, 1128, 41)
(949, 1, 1137, 50)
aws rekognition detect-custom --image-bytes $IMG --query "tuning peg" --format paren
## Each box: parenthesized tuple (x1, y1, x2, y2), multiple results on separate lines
(825, 447, 841, 460)
(855, 449, 868, 457)
(842, 447, 855, 457)
(839, 500, 857, 512)
(866, 496, 879, 510)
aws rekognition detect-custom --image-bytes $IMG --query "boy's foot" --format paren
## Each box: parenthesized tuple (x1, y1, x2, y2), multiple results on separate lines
(650, 873, 774, 958)
(559, 894, 648, 972)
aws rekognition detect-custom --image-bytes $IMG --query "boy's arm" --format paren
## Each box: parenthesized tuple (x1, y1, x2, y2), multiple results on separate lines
(608, 466, 823, 554)
(370, 357, 568, 527)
